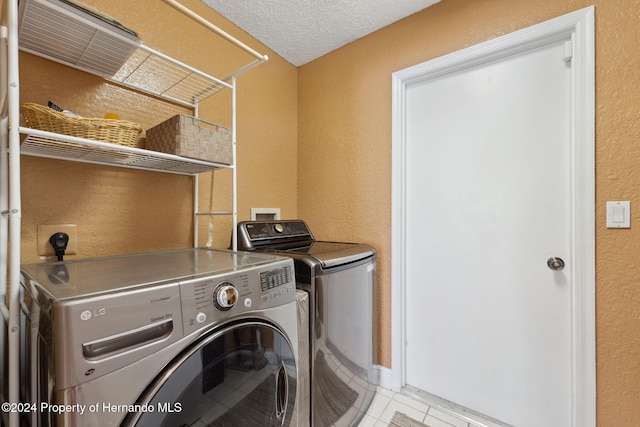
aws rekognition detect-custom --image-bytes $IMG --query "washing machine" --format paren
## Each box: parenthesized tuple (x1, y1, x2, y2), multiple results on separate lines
(19, 248, 298, 426)
(237, 220, 377, 427)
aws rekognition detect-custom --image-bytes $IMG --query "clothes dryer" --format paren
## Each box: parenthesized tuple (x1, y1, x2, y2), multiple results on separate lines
(20, 248, 298, 426)
(237, 220, 377, 427)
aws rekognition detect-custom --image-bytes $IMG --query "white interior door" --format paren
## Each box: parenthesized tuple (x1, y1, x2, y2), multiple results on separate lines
(391, 8, 595, 427)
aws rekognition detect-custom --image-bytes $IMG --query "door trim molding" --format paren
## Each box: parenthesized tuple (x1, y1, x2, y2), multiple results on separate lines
(391, 7, 595, 426)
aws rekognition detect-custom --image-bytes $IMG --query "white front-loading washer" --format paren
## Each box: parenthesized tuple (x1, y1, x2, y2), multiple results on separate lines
(20, 248, 298, 426)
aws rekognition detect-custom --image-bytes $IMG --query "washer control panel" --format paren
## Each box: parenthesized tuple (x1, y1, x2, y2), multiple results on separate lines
(180, 258, 295, 336)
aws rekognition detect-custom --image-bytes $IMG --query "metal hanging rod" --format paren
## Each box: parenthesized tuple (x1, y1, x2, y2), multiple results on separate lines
(161, 0, 268, 62)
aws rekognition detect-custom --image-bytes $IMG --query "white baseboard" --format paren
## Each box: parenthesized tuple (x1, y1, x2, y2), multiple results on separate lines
(373, 364, 393, 390)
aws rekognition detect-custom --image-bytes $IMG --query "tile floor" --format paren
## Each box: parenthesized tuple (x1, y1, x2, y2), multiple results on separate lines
(357, 387, 486, 427)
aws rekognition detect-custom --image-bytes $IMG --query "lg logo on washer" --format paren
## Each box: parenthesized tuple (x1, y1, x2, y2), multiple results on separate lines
(80, 308, 106, 320)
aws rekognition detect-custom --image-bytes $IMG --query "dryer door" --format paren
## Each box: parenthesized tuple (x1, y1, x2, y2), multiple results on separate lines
(122, 321, 297, 427)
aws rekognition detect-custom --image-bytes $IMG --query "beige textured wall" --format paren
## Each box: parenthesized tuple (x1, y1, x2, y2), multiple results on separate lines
(298, 0, 640, 424)
(10, 0, 298, 263)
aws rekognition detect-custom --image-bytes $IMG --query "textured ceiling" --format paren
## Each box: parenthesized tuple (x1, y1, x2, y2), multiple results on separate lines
(201, 0, 441, 66)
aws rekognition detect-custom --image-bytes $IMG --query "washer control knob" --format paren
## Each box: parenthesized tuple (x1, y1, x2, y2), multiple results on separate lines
(213, 282, 238, 311)
(196, 312, 207, 324)
(273, 223, 284, 234)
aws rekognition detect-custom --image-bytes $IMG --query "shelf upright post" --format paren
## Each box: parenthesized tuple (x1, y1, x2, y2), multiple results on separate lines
(4, 0, 20, 426)
(0, 22, 8, 416)
(231, 76, 237, 252)
(193, 102, 200, 248)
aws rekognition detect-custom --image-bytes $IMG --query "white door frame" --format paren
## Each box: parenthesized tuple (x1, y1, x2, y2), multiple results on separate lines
(391, 7, 595, 426)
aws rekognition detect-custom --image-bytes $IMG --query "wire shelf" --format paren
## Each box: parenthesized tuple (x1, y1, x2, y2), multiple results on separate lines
(18, 0, 142, 77)
(20, 127, 232, 175)
(109, 45, 232, 107)
(18, 0, 234, 108)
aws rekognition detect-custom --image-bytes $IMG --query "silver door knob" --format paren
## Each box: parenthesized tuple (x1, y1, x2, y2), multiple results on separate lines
(547, 257, 565, 271)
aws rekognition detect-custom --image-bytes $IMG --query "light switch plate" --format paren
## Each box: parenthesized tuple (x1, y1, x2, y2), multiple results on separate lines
(606, 201, 630, 228)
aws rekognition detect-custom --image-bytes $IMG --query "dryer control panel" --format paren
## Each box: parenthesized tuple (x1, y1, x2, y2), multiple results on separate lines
(180, 257, 295, 336)
(237, 220, 313, 250)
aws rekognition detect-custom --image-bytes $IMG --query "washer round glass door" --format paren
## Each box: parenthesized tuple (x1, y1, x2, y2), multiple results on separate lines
(122, 321, 297, 427)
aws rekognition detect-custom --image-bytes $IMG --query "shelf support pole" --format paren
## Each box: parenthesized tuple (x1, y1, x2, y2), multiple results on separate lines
(4, 1, 21, 426)
(231, 76, 237, 251)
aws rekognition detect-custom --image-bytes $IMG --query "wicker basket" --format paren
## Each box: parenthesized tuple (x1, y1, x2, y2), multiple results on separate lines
(21, 103, 142, 148)
(145, 114, 232, 164)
